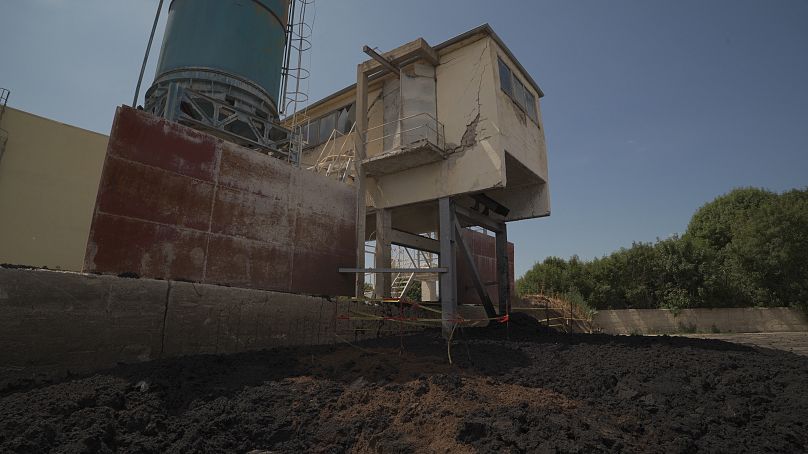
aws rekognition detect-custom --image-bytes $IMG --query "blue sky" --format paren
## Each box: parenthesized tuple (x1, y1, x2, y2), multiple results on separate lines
(1, 0, 807, 277)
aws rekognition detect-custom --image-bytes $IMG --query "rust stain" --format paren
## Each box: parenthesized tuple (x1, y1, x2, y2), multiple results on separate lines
(85, 107, 357, 296)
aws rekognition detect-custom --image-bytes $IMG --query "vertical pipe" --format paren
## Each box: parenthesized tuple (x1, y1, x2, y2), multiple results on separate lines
(133, 0, 164, 107)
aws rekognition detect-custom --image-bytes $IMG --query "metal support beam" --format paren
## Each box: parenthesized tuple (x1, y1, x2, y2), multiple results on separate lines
(390, 229, 440, 254)
(454, 204, 504, 233)
(363, 45, 400, 77)
(454, 221, 498, 319)
(340, 267, 447, 274)
(439, 197, 457, 338)
(353, 65, 369, 298)
(375, 208, 392, 298)
(496, 224, 511, 315)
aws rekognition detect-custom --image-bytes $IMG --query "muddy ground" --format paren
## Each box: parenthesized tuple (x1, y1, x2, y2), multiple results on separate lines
(2, 314, 807, 453)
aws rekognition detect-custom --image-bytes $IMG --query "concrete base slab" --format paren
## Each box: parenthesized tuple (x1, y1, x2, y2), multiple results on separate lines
(362, 141, 446, 177)
(0, 268, 426, 386)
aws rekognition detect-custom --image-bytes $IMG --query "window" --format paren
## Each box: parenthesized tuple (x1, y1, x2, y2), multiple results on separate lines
(319, 112, 336, 142)
(497, 56, 540, 127)
(513, 78, 527, 114)
(524, 91, 538, 123)
(304, 102, 357, 149)
(305, 118, 319, 145)
(498, 58, 512, 96)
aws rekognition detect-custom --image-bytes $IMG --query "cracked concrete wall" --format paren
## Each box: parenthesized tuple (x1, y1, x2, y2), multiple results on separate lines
(0, 268, 426, 384)
(295, 32, 550, 219)
(367, 36, 504, 210)
(401, 63, 437, 147)
(382, 79, 401, 151)
(488, 39, 551, 220)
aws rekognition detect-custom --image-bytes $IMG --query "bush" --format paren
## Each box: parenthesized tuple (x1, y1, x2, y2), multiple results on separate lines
(516, 187, 808, 310)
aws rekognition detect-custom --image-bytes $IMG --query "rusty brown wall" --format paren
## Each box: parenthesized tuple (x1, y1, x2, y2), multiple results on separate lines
(456, 229, 515, 306)
(83, 107, 356, 296)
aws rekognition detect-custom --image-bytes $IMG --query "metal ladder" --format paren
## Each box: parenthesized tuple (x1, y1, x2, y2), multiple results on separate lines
(391, 247, 438, 299)
(0, 88, 10, 163)
(309, 122, 356, 182)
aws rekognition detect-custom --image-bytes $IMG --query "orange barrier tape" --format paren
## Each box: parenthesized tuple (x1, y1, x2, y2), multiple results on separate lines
(336, 311, 510, 325)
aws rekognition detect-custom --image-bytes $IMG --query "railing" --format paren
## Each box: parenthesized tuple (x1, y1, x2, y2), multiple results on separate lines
(364, 112, 445, 154)
(308, 122, 356, 182)
(0, 88, 9, 123)
(0, 88, 9, 162)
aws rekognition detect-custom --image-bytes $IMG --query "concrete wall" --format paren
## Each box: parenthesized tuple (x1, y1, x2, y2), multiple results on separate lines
(0, 268, 420, 384)
(367, 36, 504, 210)
(594, 308, 808, 335)
(294, 28, 550, 222)
(0, 107, 108, 271)
(84, 107, 356, 296)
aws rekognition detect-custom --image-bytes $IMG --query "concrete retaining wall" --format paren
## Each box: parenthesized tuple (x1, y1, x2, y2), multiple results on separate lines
(593, 307, 808, 335)
(0, 268, 417, 385)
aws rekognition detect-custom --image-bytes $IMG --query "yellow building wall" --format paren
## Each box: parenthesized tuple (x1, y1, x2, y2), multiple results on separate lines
(0, 107, 108, 271)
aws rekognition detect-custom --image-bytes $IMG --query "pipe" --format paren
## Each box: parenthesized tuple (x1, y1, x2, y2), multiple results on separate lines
(132, 0, 164, 107)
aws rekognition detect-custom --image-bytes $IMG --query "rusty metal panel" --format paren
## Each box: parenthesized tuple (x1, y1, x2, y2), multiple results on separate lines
(85, 107, 357, 296)
(218, 142, 291, 196)
(204, 235, 292, 290)
(108, 107, 218, 182)
(97, 155, 214, 230)
(210, 186, 292, 244)
(290, 248, 356, 296)
(457, 229, 515, 306)
(85, 213, 207, 281)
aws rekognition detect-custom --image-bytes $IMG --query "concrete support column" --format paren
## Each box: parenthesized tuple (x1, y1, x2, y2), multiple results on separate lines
(438, 197, 457, 337)
(374, 208, 392, 298)
(354, 65, 369, 298)
(421, 281, 438, 302)
(496, 224, 510, 315)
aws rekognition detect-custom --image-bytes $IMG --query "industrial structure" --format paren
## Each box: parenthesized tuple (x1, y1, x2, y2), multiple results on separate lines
(0, 0, 549, 350)
(296, 24, 549, 331)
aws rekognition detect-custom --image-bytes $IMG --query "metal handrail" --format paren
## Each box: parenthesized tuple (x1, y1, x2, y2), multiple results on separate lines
(364, 112, 445, 152)
(0, 88, 10, 163)
(309, 122, 356, 182)
(0, 88, 9, 124)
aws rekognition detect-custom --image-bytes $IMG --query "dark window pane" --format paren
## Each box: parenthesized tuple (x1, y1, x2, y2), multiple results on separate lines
(347, 103, 356, 131)
(498, 58, 512, 95)
(525, 91, 537, 123)
(319, 112, 336, 143)
(514, 78, 527, 113)
(336, 106, 350, 134)
(306, 118, 319, 146)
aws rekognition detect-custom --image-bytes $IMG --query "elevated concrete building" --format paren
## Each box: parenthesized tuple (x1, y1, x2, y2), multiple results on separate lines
(290, 24, 550, 330)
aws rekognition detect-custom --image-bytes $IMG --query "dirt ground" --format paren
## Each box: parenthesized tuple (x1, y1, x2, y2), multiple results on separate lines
(2, 314, 807, 453)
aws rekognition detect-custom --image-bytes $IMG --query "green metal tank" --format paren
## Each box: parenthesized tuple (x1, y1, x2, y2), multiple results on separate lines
(149, 0, 290, 118)
(144, 0, 297, 158)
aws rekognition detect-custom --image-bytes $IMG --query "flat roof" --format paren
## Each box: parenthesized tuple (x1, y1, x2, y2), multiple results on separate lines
(293, 23, 544, 117)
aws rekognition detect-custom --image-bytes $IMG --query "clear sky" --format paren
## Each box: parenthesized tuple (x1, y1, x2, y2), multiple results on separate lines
(1, 0, 807, 277)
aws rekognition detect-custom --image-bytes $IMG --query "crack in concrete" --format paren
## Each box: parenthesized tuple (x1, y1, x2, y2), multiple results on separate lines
(446, 41, 490, 155)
